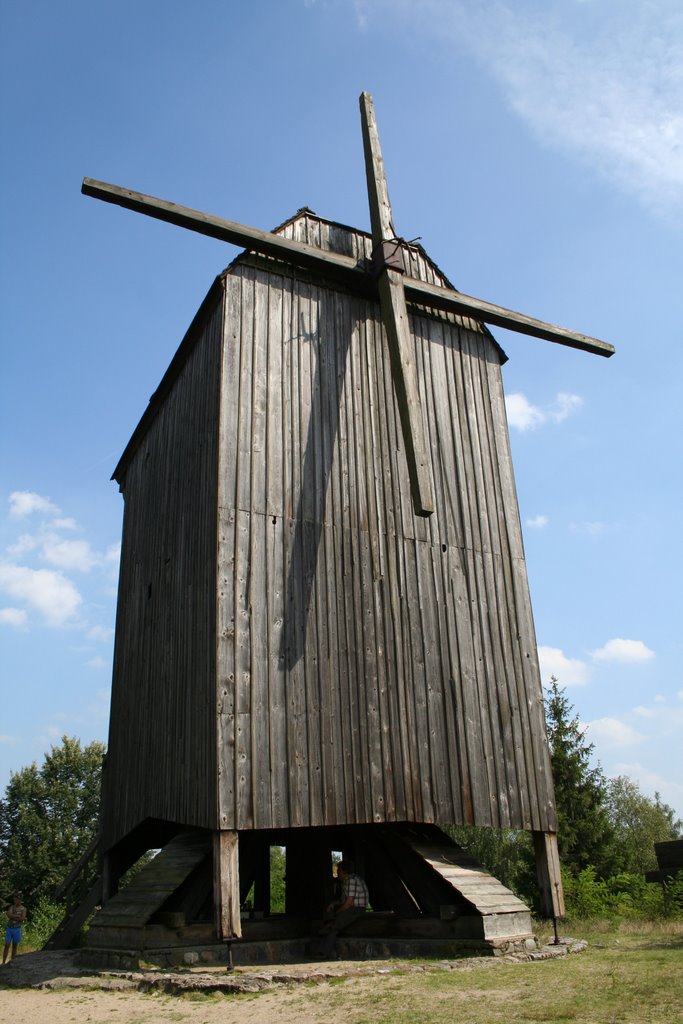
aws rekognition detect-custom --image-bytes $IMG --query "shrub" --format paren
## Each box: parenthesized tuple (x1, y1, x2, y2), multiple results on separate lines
(21, 897, 65, 951)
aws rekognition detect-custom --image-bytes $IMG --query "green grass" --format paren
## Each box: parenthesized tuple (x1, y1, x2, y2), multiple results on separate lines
(295, 920, 683, 1024)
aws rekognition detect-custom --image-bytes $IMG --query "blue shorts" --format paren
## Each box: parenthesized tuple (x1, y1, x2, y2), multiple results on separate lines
(5, 926, 22, 945)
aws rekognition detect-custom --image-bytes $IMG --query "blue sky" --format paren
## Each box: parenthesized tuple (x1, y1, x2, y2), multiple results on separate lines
(1, 0, 681, 818)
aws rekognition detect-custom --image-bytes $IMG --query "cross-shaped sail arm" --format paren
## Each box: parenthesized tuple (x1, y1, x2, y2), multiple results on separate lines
(82, 178, 614, 359)
(360, 92, 435, 516)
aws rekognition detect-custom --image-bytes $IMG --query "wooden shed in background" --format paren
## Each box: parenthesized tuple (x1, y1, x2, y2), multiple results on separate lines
(75, 208, 562, 963)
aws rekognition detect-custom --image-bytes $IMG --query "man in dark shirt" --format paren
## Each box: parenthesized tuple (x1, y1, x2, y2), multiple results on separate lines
(315, 859, 368, 959)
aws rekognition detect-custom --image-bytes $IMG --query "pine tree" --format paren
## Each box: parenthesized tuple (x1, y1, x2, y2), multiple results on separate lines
(544, 678, 618, 878)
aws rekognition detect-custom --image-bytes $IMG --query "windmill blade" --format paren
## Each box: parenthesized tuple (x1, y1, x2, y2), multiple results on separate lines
(82, 178, 614, 359)
(360, 91, 435, 516)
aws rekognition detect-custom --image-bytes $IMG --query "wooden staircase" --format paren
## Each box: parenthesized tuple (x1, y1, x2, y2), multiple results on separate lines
(86, 830, 213, 954)
(396, 824, 532, 941)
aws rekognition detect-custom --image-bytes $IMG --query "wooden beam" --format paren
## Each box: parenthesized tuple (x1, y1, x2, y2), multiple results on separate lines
(360, 91, 435, 516)
(213, 830, 241, 940)
(81, 177, 367, 294)
(82, 178, 614, 359)
(403, 279, 615, 358)
(533, 831, 565, 919)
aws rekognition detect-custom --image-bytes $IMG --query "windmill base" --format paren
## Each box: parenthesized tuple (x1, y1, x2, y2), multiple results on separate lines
(76, 822, 537, 968)
(80, 920, 537, 971)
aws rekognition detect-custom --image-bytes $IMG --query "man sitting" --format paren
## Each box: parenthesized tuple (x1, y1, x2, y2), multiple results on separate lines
(315, 859, 368, 959)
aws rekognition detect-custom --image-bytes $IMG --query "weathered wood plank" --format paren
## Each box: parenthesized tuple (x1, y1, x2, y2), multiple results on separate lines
(213, 831, 241, 940)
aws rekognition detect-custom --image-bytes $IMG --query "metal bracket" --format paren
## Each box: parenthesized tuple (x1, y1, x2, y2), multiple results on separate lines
(370, 239, 406, 278)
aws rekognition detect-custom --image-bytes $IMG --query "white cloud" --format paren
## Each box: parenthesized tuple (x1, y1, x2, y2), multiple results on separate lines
(538, 645, 590, 686)
(9, 491, 60, 519)
(0, 607, 28, 629)
(592, 638, 655, 663)
(506, 391, 583, 431)
(0, 563, 82, 627)
(586, 716, 643, 748)
(632, 705, 656, 719)
(506, 393, 545, 431)
(654, 693, 666, 703)
(41, 537, 99, 572)
(526, 514, 548, 529)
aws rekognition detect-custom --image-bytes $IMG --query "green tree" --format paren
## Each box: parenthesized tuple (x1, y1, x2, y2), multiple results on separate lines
(544, 678, 618, 878)
(606, 775, 681, 875)
(0, 736, 105, 902)
(269, 845, 286, 913)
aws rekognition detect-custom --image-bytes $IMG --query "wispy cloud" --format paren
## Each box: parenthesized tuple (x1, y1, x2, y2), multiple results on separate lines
(85, 656, 108, 671)
(506, 391, 583, 431)
(592, 638, 655, 663)
(526, 514, 548, 529)
(0, 607, 28, 630)
(87, 625, 115, 643)
(586, 716, 644, 748)
(569, 520, 609, 537)
(364, 0, 683, 221)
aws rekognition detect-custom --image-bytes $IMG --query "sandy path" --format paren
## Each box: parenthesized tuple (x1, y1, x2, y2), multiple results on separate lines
(0, 983, 345, 1024)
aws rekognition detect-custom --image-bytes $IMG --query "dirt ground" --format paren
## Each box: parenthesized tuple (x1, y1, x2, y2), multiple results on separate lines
(0, 981, 373, 1024)
(0, 944, 578, 1024)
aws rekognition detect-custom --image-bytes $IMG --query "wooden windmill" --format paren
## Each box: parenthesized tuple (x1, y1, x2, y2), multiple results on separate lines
(74, 94, 613, 963)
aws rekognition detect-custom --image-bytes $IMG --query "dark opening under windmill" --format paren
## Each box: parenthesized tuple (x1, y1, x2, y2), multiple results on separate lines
(62, 94, 613, 962)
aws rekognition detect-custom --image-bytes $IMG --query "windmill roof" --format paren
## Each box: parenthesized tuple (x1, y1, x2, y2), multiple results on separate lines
(112, 209, 505, 485)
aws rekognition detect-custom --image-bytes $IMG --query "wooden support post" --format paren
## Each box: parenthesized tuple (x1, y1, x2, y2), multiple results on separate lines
(533, 831, 565, 919)
(213, 830, 242, 940)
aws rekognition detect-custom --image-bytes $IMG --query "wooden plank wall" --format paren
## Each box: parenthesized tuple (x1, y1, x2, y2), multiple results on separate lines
(216, 213, 556, 836)
(102, 293, 224, 851)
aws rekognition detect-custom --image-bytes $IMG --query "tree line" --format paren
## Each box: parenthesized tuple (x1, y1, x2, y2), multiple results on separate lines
(0, 680, 681, 927)
(446, 678, 681, 917)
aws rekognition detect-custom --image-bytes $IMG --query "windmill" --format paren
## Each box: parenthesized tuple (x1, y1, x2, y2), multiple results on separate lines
(62, 94, 612, 963)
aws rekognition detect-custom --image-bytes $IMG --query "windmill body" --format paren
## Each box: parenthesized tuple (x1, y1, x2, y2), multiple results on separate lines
(69, 96, 612, 960)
